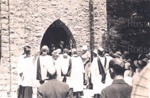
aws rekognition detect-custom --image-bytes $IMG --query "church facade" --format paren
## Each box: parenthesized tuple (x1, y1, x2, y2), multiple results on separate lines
(0, 0, 107, 97)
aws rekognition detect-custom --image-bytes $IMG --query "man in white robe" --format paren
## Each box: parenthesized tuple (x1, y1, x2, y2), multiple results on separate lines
(18, 45, 34, 98)
(36, 45, 54, 85)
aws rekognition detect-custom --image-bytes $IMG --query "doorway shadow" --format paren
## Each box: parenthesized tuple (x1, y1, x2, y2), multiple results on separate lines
(41, 19, 76, 55)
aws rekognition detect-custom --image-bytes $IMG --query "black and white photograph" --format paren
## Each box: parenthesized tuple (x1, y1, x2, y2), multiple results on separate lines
(0, 0, 150, 98)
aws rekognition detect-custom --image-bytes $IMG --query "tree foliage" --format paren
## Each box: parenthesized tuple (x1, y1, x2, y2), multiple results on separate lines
(103, 0, 150, 60)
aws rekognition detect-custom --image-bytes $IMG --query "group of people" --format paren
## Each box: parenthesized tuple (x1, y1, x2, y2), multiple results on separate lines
(17, 42, 150, 98)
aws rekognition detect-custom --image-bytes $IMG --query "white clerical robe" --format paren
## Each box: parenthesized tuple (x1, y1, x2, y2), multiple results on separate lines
(18, 56, 34, 86)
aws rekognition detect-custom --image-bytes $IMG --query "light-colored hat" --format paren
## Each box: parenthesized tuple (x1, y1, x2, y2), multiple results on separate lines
(81, 45, 88, 50)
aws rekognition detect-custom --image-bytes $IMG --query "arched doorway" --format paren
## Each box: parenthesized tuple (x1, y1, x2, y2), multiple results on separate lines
(41, 19, 76, 55)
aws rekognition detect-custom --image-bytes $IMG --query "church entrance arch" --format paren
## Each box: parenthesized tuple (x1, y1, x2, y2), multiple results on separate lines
(41, 19, 76, 55)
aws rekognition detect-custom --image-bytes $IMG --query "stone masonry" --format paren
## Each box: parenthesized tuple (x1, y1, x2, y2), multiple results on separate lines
(0, 0, 107, 97)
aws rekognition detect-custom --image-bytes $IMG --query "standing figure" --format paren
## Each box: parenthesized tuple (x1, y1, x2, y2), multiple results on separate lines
(101, 58, 132, 98)
(36, 45, 54, 84)
(18, 45, 34, 98)
(61, 49, 71, 82)
(58, 41, 65, 54)
(55, 48, 71, 82)
(70, 48, 85, 98)
(50, 43, 56, 55)
(81, 45, 91, 87)
(91, 49, 106, 98)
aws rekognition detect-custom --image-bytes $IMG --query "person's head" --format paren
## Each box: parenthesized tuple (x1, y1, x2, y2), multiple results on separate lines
(52, 50, 58, 60)
(112, 51, 122, 58)
(72, 48, 78, 56)
(40, 45, 49, 56)
(60, 41, 64, 46)
(63, 48, 69, 58)
(93, 49, 98, 57)
(98, 47, 105, 56)
(56, 48, 61, 55)
(109, 58, 125, 79)
(81, 45, 88, 53)
(51, 43, 54, 47)
(23, 45, 31, 55)
(63, 48, 69, 54)
(134, 58, 147, 69)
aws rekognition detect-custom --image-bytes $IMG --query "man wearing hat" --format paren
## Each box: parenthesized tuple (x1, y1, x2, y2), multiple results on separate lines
(37, 66, 72, 98)
(101, 58, 132, 98)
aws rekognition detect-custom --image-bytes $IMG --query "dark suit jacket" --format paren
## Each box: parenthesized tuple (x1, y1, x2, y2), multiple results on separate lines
(37, 79, 71, 98)
(101, 79, 132, 98)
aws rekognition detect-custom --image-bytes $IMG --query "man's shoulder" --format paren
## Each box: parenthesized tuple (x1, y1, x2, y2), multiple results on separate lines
(102, 84, 113, 92)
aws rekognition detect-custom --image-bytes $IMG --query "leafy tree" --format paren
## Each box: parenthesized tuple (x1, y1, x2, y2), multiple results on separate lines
(103, 0, 150, 60)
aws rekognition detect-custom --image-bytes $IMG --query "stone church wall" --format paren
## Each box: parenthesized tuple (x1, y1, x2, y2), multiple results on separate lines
(0, 0, 107, 97)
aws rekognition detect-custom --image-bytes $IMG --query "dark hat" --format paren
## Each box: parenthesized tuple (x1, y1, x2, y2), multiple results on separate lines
(146, 53, 150, 59)
(134, 59, 147, 68)
(112, 51, 122, 58)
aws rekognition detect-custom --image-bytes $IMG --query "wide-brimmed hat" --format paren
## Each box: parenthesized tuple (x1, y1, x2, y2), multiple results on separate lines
(146, 53, 150, 59)
(113, 51, 122, 58)
(134, 59, 147, 68)
(81, 45, 88, 50)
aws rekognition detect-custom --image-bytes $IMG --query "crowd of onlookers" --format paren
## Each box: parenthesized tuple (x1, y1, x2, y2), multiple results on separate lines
(17, 42, 150, 98)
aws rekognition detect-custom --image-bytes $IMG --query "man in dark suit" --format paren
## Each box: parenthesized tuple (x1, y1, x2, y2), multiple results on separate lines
(101, 58, 132, 98)
(37, 66, 72, 98)
(58, 41, 65, 54)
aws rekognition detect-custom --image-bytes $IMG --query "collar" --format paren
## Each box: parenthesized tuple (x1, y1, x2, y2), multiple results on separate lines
(112, 79, 126, 84)
(24, 55, 31, 58)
